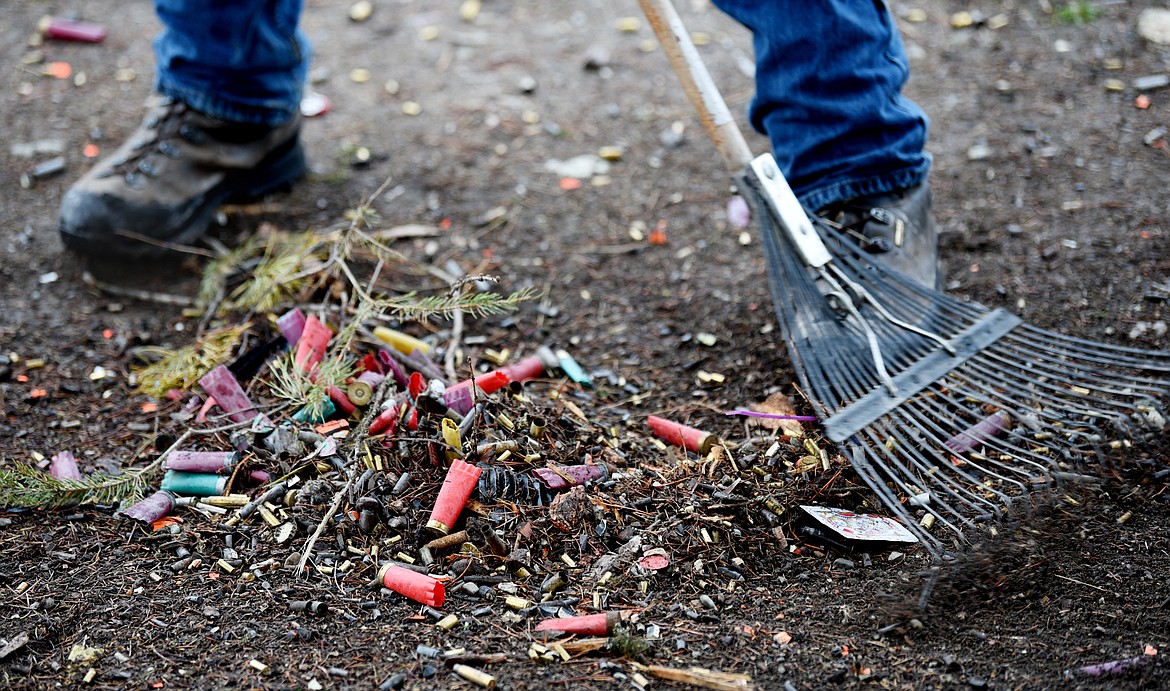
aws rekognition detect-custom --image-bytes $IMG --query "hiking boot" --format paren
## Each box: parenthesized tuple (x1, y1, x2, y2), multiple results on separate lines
(815, 182, 940, 291)
(59, 96, 305, 258)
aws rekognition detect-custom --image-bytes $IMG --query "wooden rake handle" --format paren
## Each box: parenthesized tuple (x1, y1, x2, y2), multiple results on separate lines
(637, 0, 754, 172)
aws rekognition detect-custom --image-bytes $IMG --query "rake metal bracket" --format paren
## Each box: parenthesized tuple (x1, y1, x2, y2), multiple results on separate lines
(822, 308, 1023, 442)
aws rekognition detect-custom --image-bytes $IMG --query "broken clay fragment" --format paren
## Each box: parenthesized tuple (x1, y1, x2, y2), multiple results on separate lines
(49, 450, 82, 481)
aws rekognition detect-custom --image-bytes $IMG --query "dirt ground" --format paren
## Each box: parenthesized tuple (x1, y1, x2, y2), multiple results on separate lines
(3, 0, 1170, 689)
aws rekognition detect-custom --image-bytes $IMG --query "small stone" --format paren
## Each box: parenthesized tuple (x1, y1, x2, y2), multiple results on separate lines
(1138, 8, 1170, 45)
(583, 44, 611, 70)
(1133, 74, 1170, 91)
(659, 122, 686, 148)
(832, 558, 855, 570)
(950, 11, 973, 28)
(459, 0, 481, 22)
(1053, 39, 1072, 53)
(966, 143, 992, 161)
(615, 17, 641, 33)
(905, 8, 927, 23)
(598, 146, 623, 161)
(349, 0, 372, 22)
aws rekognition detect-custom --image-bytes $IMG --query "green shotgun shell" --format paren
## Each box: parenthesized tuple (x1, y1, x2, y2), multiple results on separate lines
(160, 470, 227, 497)
(291, 398, 336, 424)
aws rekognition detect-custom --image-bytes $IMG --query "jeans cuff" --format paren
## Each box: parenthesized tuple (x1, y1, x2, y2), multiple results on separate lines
(798, 157, 932, 212)
(156, 80, 298, 127)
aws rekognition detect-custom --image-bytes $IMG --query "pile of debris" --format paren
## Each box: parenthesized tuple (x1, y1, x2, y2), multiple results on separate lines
(4, 217, 923, 688)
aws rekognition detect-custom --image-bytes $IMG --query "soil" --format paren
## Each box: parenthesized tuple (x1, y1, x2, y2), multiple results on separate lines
(3, 0, 1170, 689)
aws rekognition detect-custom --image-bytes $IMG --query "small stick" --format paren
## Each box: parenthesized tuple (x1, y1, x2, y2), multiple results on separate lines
(296, 473, 355, 576)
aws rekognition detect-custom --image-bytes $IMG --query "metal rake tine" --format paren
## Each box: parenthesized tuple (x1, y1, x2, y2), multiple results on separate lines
(953, 353, 1158, 415)
(1013, 323, 1170, 370)
(874, 407, 1033, 523)
(910, 389, 1062, 481)
(989, 334, 1170, 393)
(844, 444, 948, 554)
(864, 418, 1004, 531)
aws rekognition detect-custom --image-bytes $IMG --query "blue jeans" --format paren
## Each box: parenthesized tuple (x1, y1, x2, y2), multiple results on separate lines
(154, 0, 310, 127)
(712, 0, 931, 210)
(151, 0, 927, 208)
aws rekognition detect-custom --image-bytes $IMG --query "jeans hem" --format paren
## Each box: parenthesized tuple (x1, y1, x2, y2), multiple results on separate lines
(157, 80, 298, 127)
(798, 157, 932, 212)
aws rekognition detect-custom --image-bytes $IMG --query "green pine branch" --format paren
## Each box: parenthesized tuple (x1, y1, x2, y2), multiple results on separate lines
(0, 463, 149, 510)
(379, 287, 538, 320)
(134, 324, 252, 397)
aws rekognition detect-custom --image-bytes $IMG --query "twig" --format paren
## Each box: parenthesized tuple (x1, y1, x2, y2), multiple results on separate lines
(445, 307, 464, 381)
(81, 271, 196, 306)
(1054, 573, 1109, 592)
(110, 229, 217, 258)
(297, 473, 355, 577)
(294, 381, 388, 577)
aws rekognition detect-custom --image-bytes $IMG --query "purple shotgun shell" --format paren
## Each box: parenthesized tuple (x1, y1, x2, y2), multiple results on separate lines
(277, 307, 307, 345)
(118, 491, 175, 525)
(165, 450, 240, 474)
(199, 365, 270, 425)
(378, 350, 409, 389)
(944, 410, 1012, 454)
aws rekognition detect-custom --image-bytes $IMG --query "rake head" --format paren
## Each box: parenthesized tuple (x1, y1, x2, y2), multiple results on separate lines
(744, 171, 1170, 563)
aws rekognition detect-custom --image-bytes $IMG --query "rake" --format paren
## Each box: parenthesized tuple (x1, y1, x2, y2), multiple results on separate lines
(639, 0, 1170, 566)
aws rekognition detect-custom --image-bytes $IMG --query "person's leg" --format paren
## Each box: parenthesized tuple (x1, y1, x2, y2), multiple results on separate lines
(59, 0, 310, 258)
(712, 0, 938, 288)
(155, 0, 310, 126)
(712, 0, 929, 209)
